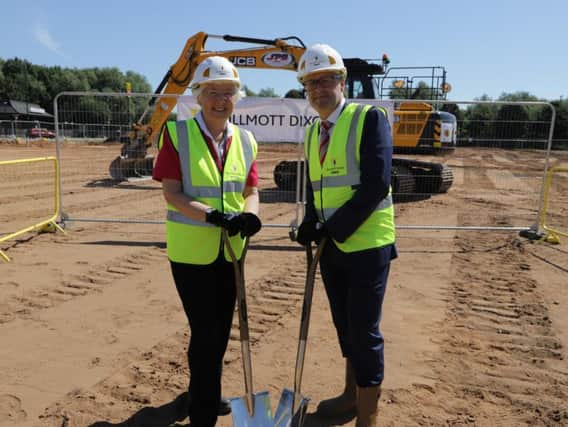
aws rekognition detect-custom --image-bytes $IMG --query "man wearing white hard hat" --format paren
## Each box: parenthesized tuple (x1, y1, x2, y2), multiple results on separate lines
(153, 56, 261, 426)
(295, 44, 397, 426)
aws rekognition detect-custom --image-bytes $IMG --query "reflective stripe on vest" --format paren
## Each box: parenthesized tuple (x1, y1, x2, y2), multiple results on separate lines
(305, 103, 395, 252)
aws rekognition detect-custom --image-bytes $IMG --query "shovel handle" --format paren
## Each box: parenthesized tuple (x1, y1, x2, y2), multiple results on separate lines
(224, 231, 255, 416)
(293, 238, 327, 406)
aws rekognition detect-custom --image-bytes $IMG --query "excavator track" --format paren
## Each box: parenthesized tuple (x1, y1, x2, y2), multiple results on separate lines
(273, 160, 305, 191)
(391, 163, 416, 196)
(392, 158, 453, 195)
(273, 158, 453, 199)
(109, 156, 155, 181)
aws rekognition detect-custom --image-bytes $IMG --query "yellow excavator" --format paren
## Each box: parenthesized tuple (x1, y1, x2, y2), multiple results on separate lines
(109, 32, 455, 195)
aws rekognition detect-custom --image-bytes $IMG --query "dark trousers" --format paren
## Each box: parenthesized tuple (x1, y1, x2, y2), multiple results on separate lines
(170, 255, 237, 427)
(319, 241, 391, 387)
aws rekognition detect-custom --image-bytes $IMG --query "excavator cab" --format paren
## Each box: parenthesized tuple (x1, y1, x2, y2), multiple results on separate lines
(343, 58, 384, 99)
(342, 57, 456, 153)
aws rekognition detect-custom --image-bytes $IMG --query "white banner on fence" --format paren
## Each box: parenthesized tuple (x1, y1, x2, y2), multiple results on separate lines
(177, 96, 394, 143)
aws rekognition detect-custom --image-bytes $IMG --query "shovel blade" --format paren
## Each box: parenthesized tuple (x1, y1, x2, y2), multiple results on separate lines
(230, 391, 273, 427)
(273, 388, 310, 427)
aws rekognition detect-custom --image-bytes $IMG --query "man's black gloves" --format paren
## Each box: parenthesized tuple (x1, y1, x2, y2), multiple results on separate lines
(205, 209, 262, 238)
(296, 220, 326, 246)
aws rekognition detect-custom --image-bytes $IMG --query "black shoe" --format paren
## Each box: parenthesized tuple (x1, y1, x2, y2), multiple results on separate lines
(174, 392, 190, 421)
(218, 397, 231, 416)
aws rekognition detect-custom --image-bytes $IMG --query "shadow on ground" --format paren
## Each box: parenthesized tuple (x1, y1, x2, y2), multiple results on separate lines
(88, 392, 188, 427)
(302, 409, 356, 426)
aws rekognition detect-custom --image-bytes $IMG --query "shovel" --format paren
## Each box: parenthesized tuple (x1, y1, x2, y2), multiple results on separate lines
(274, 238, 327, 427)
(223, 230, 274, 427)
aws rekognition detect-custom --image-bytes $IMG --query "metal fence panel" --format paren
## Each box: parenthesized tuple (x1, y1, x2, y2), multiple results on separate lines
(392, 100, 557, 231)
(53, 92, 303, 228)
(53, 93, 560, 233)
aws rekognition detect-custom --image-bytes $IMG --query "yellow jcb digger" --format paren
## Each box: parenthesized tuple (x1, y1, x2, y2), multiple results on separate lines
(109, 32, 455, 196)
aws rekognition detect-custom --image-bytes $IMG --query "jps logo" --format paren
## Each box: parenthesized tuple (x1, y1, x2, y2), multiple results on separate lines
(262, 52, 293, 67)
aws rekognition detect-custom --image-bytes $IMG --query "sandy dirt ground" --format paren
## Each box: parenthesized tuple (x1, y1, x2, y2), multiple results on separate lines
(1, 141, 568, 427)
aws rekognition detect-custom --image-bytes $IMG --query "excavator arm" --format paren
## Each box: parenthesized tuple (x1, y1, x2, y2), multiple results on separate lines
(109, 32, 306, 180)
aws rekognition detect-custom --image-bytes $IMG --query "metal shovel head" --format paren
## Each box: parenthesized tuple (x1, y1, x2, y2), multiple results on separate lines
(230, 390, 273, 427)
(273, 388, 310, 427)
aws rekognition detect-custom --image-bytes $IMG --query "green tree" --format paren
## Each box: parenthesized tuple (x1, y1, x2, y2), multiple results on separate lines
(388, 81, 440, 100)
(242, 85, 256, 97)
(498, 91, 539, 102)
(125, 70, 152, 93)
(258, 87, 279, 97)
(463, 94, 498, 144)
(536, 98, 568, 149)
(494, 104, 529, 147)
(285, 89, 304, 99)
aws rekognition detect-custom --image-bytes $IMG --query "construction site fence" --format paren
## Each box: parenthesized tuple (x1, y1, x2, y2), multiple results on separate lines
(0, 156, 64, 262)
(539, 166, 568, 244)
(51, 92, 560, 235)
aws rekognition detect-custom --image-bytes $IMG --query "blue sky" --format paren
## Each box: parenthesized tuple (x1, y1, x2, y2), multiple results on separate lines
(1, 0, 567, 102)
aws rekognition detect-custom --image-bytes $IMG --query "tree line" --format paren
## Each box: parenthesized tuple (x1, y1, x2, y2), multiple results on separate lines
(1, 58, 567, 149)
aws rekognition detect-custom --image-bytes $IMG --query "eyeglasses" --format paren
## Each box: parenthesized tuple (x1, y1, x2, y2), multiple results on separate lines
(202, 88, 239, 100)
(303, 74, 343, 91)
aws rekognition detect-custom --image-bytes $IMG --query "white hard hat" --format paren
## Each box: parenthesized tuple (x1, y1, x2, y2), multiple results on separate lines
(190, 56, 241, 89)
(297, 44, 346, 83)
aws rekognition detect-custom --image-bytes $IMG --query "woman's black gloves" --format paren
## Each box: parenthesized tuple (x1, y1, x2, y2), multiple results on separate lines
(206, 209, 262, 238)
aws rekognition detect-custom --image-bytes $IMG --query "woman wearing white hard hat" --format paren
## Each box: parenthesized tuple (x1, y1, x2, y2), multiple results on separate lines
(153, 56, 261, 426)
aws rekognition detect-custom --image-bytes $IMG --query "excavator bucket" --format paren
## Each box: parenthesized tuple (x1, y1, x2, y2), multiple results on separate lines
(274, 239, 327, 427)
(109, 156, 154, 181)
(224, 231, 274, 427)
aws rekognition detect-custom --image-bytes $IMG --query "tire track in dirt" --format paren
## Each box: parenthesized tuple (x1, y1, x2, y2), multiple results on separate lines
(392, 219, 568, 425)
(0, 249, 164, 325)
(379, 151, 568, 425)
(224, 271, 310, 362)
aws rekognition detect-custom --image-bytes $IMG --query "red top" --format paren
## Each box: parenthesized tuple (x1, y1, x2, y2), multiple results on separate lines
(153, 123, 259, 187)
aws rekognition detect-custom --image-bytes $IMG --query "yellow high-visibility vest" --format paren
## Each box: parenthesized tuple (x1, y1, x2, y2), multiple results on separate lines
(305, 103, 395, 252)
(164, 119, 257, 264)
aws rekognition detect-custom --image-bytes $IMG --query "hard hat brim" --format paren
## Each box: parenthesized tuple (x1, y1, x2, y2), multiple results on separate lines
(298, 68, 347, 83)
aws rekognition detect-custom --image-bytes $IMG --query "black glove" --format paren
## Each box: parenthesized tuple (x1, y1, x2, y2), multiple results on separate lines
(296, 220, 326, 246)
(205, 209, 243, 236)
(240, 212, 262, 238)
